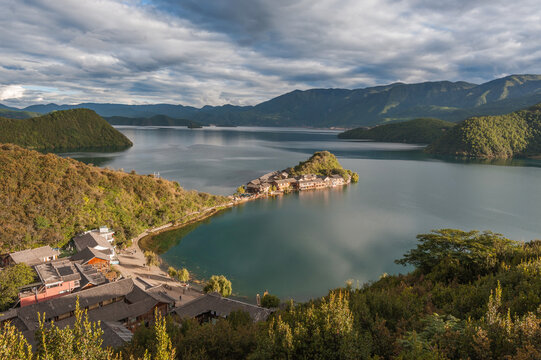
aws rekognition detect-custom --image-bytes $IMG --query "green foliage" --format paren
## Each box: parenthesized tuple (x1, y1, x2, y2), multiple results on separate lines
(427, 103, 541, 158)
(0, 109, 133, 151)
(144, 251, 160, 268)
(167, 267, 177, 279)
(290, 151, 358, 181)
(35, 298, 115, 360)
(151, 309, 176, 360)
(338, 118, 455, 143)
(0, 322, 33, 359)
(227, 310, 252, 329)
(261, 294, 280, 309)
(0, 263, 35, 310)
(0, 108, 40, 119)
(177, 268, 190, 283)
(0, 144, 228, 251)
(203, 275, 232, 297)
(236, 186, 245, 195)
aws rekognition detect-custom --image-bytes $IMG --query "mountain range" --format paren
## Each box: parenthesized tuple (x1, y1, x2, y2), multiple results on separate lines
(3, 74, 541, 127)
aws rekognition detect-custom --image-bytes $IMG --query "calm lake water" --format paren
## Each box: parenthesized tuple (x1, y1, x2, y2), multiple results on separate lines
(64, 126, 541, 301)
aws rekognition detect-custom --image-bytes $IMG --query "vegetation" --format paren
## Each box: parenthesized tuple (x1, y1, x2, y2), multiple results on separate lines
(0, 108, 40, 119)
(177, 268, 189, 283)
(145, 251, 161, 268)
(0, 109, 133, 151)
(290, 151, 359, 182)
(260, 294, 280, 309)
(0, 263, 35, 311)
(105, 115, 202, 128)
(2, 228, 541, 358)
(203, 275, 232, 297)
(427, 103, 541, 158)
(0, 144, 227, 252)
(338, 118, 455, 143)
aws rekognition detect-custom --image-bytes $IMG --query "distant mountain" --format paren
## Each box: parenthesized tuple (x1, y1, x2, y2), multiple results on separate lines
(105, 114, 202, 127)
(0, 109, 133, 151)
(338, 118, 455, 144)
(8, 74, 541, 127)
(426, 103, 541, 159)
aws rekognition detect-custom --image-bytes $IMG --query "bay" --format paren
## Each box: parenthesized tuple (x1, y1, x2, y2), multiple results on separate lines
(63, 126, 541, 301)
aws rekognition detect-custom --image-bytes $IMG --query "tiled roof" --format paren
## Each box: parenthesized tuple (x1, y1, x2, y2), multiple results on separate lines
(172, 292, 273, 322)
(34, 259, 81, 285)
(73, 232, 112, 252)
(70, 247, 110, 264)
(9, 246, 59, 266)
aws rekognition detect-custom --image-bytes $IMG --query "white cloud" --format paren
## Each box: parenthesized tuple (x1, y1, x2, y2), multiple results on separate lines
(0, 0, 541, 107)
(0, 85, 25, 100)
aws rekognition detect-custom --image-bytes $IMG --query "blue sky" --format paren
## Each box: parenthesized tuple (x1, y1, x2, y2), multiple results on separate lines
(1, 0, 540, 107)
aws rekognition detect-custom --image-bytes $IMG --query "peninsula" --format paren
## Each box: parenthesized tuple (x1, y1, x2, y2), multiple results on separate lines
(241, 151, 359, 196)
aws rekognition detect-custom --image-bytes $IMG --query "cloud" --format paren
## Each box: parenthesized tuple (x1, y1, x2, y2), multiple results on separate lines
(1, 0, 541, 107)
(0, 85, 25, 100)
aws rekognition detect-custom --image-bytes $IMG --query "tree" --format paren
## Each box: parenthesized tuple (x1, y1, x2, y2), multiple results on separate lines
(0, 322, 33, 359)
(236, 186, 245, 195)
(144, 251, 161, 268)
(203, 275, 232, 297)
(261, 294, 280, 308)
(0, 263, 35, 310)
(148, 309, 176, 360)
(177, 268, 189, 283)
(167, 267, 177, 279)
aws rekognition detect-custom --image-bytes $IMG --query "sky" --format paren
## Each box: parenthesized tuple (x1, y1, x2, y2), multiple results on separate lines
(1, 0, 541, 108)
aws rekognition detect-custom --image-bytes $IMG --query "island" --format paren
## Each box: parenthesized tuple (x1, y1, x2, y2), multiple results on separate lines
(241, 151, 359, 196)
(426, 102, 541, 159)
(0, 108, 133, 151)
(338, 118, 455, 144)
(105, 114, 203, 128)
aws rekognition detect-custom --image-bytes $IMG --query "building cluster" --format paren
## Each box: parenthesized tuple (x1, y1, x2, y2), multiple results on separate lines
(245, 170, 349, 194)
(1, 226, 275, 349)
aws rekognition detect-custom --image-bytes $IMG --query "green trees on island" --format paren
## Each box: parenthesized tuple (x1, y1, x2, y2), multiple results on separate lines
(290, 151, 359, 182)
(0, 109, 133, 151)
(0, 144, 227, 252)
(203, 275, 232, 297)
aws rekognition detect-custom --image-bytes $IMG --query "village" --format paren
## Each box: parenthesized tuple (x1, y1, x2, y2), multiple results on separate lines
(0, 226, 274, 348)
(243, 169, 351, 196)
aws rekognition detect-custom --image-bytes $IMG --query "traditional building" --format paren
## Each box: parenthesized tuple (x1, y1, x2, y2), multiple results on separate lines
(73, 228, 118, 264)
(18, 260, 81, 307)
(272, 178, 297, 191)
(3, 279, 176, 348)
(3, 246, 60, 267)
(70, 247, 111, 268)
(171, 292, 273, 323)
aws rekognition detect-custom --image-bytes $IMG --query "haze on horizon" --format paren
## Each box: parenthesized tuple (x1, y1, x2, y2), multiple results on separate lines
(1, 0, 541, 108)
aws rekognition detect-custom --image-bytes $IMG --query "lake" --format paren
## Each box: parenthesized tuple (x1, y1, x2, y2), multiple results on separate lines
(63, 126, 541, 302)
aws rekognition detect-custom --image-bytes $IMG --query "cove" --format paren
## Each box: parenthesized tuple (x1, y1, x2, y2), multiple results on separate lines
(62, 127, 541, 301)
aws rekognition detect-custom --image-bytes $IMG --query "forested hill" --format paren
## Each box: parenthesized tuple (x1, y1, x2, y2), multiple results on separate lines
(0, 107, 40, 119)
(105, 114, 202, 127)
(0, 144, 227, 252)
(426, 103, 541, 159)
(338, 118, 455, 143)
(9, 74, 541, 127)
(0, 109, 133, 151)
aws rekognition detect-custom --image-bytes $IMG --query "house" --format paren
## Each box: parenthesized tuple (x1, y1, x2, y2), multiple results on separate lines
(171, 292, 273, 323)
(297, 177, 326, 191)
(245, 179, 272, 194)
(272, 178, 297, 191)
(70, 247, 111, 268)
(330, 174, 346, 186)
(3, 246, 60, 267)
(73, 230, 118, 264)
(73, 262, 107, 290)
(3, 279, 176, 348)
(18, 260, 81, 307)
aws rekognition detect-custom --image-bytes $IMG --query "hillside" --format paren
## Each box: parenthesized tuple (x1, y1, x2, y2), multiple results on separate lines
(105, 115, 203, 127)
(0, 144, 227, 252)
(0, 108, 40, 119)
(0, 109, 133, 151)
(289, 151, 359, 182)
(9, 74, 541, 127)
(338, 118, 455, 143)
(426, 103, 541, 159)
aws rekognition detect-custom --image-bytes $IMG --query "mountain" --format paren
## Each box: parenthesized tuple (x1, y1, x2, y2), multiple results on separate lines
(0, 109, 133, 151)
(105, 114, 202, 127)
(11, 74, 541, 127)
(338, 118, 455, 143)
(426, 103, 541, 159)
(0, 143, 227, 252)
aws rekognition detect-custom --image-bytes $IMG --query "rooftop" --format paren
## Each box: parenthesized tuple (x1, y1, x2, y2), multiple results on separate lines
(172, 292, 273, 322)
(34, 259, 81, 285)
(9, 246, 60, 266)
(70, 247, 110, 264)
(73, 232, 113, 252)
